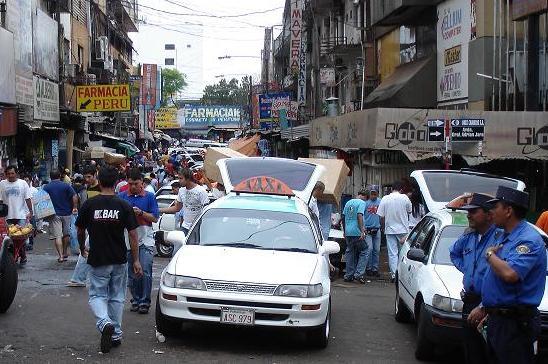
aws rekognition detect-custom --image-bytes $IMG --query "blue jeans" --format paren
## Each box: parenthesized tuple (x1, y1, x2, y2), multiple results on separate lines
(365, 231, 381, 272)
(344, 236, 368, 279)
(127, 245, 154, 308)
(386, 233, 407, 276)
(88, 264, 128, 341)
(71, 254, 91, 284)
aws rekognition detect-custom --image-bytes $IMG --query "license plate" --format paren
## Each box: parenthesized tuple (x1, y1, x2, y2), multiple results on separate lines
(220, 307, 255, 325)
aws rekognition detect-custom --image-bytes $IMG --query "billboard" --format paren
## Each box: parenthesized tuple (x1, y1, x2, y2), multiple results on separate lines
(76, 85, 131, 112)
(33, 76, 59, 122)
(7, 0, 33, 106)
(437, 0, 470, 105)
(141, 64, 157, 106)
(33, 9, 59, 81)
(259, 92, 292, 120)
(0, 28, 16, 105)
(155, 107, 180, 129)
(182, 105, 241, 129)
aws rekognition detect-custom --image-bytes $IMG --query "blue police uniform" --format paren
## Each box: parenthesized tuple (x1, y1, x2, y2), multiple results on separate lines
(481, 220, 547, 364)
(450, 224, 501, 364)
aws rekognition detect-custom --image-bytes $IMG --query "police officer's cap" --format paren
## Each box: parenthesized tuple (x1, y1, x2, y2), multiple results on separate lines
(487, 185, 529, 210)
(459, 193, 494, 210)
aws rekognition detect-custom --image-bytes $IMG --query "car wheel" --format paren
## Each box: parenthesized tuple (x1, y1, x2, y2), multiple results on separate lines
(415, 303, 435, 361)
(394, 279, 412, 323)
(307, 299, 330, 349)
(156, 241, 174, 258)
(0, 248, 18, 313)
(155, 293, 182, 336)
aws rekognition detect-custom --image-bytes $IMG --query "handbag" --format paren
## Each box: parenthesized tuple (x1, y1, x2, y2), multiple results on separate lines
(32, 188, 55, 220)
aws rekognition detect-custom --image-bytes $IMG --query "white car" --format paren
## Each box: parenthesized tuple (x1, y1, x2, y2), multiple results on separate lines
(395, 170, 548, 360)
(156, 157, 340, 348)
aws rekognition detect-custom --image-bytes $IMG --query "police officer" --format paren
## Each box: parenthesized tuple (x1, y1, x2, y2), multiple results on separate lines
(449, 193, 501, 364)
(467, 186, 547, 364)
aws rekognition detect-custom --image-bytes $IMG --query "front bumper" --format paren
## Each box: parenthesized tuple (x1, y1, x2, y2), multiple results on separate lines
(422, 304, 463, 345)
(158, 284, 329, 328)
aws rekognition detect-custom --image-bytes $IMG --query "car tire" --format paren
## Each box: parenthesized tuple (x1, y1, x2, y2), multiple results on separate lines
(155, 293, 181, 336)
(0, 248, 18, 313)
(394, 279, 412, 323)
(415, 303, 435, 361)
(307, 299, 330, 349)
(156, 241, 174, 258)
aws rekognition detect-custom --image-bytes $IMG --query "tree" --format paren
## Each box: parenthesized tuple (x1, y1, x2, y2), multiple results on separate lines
(162, 68, 187, 107)
(201, 77, 251, 105)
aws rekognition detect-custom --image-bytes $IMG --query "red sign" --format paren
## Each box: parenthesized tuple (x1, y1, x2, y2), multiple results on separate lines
(233, 176, 294, 196)
(141, 64, 157, 106)
(0, 107, 17, 137)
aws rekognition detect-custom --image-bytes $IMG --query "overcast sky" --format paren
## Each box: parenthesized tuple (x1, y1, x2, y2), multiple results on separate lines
(135, 0, 285, 98)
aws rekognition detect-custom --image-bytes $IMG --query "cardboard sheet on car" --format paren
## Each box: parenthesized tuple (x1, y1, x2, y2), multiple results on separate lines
(298, 158, 349, 206)
(204, 147, 246, 182)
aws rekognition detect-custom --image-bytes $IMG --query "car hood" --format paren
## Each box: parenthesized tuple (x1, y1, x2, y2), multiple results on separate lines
(171, 245, 319, 285)
(434, 264, 464, 300)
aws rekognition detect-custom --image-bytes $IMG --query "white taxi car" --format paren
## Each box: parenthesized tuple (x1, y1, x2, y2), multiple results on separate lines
(156, 158, 340, 348)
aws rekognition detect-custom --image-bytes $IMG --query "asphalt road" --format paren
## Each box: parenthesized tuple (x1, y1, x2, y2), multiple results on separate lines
(0, 235, 461, 363)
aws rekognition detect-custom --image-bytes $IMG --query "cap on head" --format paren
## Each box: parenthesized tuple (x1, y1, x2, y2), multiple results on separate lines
(458, 193, 494, 211)
(487, 185, 529, 210)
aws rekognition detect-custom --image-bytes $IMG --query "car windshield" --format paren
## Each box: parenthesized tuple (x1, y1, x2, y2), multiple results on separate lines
(186, 208, 318, 253)
(157, 189, 174, 196)
(422, 172, 518, 202)
(156, 198, 174, 209)
(432, 225, 468, 265)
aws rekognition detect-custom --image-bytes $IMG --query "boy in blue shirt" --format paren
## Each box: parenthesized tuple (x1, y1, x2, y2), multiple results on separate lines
(342, 190, 368, 283)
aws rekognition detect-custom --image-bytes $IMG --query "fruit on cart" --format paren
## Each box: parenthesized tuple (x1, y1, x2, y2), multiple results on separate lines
(7, 224, 33, 237)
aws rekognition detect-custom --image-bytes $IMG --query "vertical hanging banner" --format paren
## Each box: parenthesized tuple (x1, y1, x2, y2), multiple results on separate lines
(289, 0, 302, 75)
(141, 64, 157, 107)
(297, 36, 307, 106)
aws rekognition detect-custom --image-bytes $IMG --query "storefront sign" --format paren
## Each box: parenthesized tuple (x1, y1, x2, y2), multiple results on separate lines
(76, 84, 131, 112)
(182, 105, 241, 128)
(319, 68, 336, 86)
(33, 76, 59, 122)
(271, 99, 298, 121)
(512, 0, 548, 20)
(155, 107, 180, 129)
(0, 108, 17, 137)
(451, 118, 485, 141)
(297, 38, 307, 106)
(259, 92, 292, 120)
(290, 0, 303, 75)
(437, 0, 470, 105)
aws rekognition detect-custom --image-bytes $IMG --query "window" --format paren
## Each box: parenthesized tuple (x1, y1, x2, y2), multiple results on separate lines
(186, 208, 318, 253)
(165, 58, 175, 65)
(432, 225, 468, 265)
(165, 44, 175, 50)
(78, 45, 84, 67)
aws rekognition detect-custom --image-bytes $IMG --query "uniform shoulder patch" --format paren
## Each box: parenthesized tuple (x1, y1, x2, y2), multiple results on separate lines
(516, 245, 531, 254)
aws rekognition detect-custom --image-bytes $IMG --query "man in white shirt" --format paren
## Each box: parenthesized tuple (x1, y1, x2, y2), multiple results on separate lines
(160, 168, 209, 235)
(377, 180, 412, 282)
(0, 166, 33, 265)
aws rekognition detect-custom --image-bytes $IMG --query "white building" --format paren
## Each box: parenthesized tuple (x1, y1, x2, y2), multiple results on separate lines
(130, 23, 204, 100)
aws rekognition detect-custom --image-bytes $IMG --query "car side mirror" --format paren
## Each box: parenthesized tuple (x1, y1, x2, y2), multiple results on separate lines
(322, 240, 340, 255)
(166, 230, 186, 245)
(0, 203, 8, 218)
(407, 248, 426, 262)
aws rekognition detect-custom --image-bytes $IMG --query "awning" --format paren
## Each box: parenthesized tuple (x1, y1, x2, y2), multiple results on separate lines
(402, 151, 440, 162)
(281, 124, 310, 141)
(365, 57, 436, 109)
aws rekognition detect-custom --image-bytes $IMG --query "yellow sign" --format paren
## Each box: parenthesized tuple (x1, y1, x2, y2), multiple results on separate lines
(76, 84, 130, 112)
(155, 107, 180, 129)
(444, 45, 462, 67)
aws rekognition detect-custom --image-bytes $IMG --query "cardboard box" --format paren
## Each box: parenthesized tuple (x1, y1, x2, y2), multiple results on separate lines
(298, 158, 350, 206)
(104, 152, 126, 165)
(204, 147, 246, 183)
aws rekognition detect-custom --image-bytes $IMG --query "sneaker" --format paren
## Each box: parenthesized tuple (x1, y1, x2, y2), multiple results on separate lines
(390, 274, 396, 283)
(138, 306, 150, 314)
(343, 276, 354, 283)
(356, 275, 366, 284)
(100, 323, 115, 353)
(130, 304, 139, 312)
(19, 258, 27, 267)
(111, 339, 122, 348)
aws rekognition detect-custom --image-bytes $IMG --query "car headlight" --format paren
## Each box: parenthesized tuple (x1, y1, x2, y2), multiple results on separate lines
(274, 284, 323, 298)
(162, 273, 205, 290)
(432, 294, 463, 313)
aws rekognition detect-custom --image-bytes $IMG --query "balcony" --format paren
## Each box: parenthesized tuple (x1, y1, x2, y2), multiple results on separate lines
(111, 0, 138, 32)
(370, 0, 443, 26)
(320, 36, 348, 56)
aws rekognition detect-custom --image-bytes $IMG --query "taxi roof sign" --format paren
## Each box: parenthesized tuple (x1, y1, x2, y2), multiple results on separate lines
(76, 84, 130, 112)
(233, 176, 295, 197)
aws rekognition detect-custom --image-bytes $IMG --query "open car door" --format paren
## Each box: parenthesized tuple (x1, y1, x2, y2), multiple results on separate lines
(217, 157, 325, 202)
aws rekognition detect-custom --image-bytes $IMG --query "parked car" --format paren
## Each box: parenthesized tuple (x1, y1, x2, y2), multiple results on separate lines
(156, 157, 339, 348)
(0, 203, 17, 313)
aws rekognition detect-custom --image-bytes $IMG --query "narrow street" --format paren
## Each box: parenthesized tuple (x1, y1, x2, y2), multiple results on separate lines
(0, 235, 460, 363)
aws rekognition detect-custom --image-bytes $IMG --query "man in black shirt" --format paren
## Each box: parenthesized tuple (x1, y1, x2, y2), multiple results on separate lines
(75, 166, 143, 354)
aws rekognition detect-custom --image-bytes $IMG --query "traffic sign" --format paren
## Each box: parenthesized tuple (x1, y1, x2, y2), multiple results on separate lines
(427, 119, 445, 142)
(76, 84, 131, 112)
(451, 119, 485, 141)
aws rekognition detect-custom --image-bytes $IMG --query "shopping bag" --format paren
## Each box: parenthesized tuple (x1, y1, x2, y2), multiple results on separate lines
(33, 188, 55, 219)
(69, 214, 79, 253)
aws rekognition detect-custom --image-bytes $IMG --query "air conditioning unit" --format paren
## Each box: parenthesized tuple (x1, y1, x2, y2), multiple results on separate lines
(104, 54, 114, 72)
(95, 36, 108, 61)
(65, 64, 80, 78)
